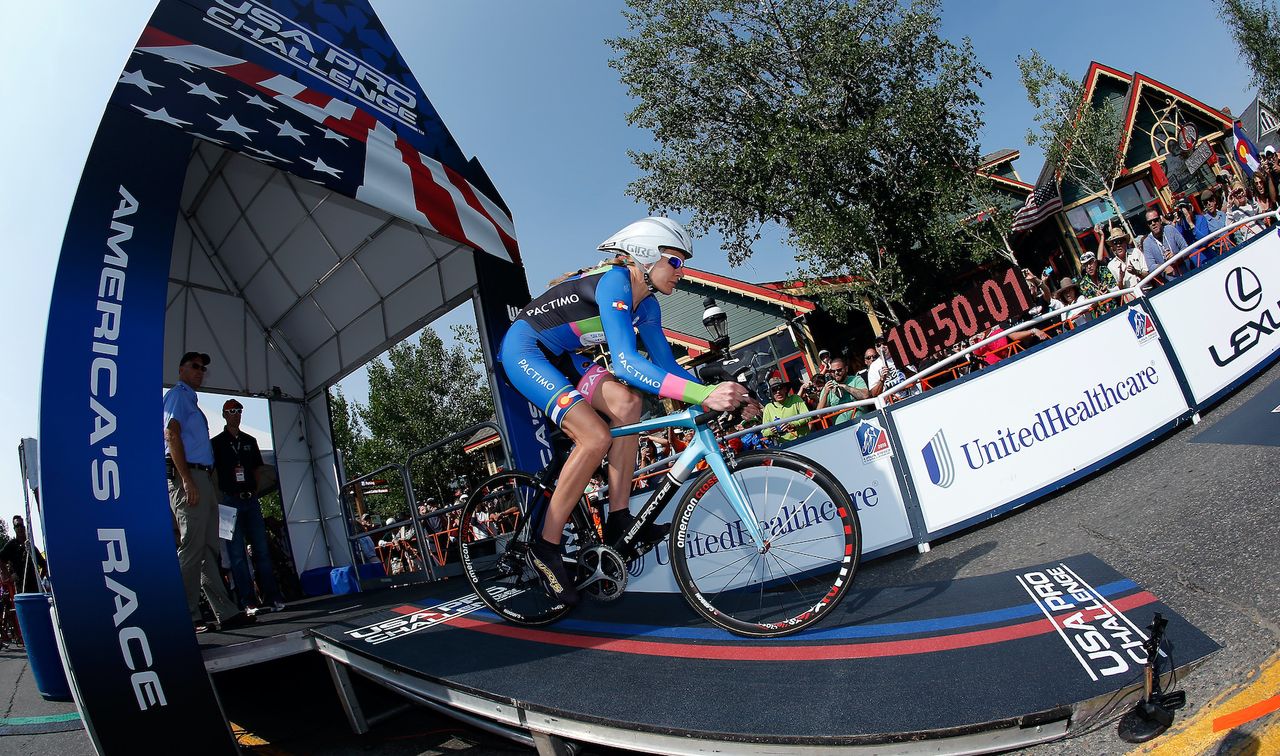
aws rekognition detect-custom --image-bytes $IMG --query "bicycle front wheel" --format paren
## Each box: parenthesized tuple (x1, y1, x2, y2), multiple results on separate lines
(670, 451, 861, 637)
(458, 472, 595, 626)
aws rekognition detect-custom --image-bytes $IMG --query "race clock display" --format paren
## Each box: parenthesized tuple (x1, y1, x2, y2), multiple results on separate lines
(882, 268, 1034, 367)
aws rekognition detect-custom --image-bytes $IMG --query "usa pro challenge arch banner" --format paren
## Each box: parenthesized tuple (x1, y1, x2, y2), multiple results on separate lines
(39, 1, 528, 752)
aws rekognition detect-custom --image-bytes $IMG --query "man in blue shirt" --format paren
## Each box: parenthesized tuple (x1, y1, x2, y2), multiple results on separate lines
(1141, 208, 1188, 281)
(1192, 189, 1226, 266)
(164, 351, 249, 632)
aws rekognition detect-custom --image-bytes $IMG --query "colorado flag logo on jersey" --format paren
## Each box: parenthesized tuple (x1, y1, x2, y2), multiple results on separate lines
(612, 300, 629, 311)
(921, 429, 955, 488)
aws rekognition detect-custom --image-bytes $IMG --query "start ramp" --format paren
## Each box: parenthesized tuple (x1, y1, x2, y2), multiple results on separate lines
(308, 554, 1218, 754)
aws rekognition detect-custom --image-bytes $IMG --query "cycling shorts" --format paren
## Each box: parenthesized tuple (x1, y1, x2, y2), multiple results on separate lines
(499, 320, 608, 426)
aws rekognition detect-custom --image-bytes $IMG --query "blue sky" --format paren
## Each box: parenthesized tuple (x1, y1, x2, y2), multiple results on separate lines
(0, 0, 1255, 533)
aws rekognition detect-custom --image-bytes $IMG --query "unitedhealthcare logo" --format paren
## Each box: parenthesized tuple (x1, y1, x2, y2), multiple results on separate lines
(917, 362, 1162, 488)
(921, 429, 956, 488)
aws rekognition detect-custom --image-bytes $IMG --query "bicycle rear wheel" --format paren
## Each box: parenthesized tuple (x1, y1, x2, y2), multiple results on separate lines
(458, 471, 596, 626)
(670, 451, 860, 637)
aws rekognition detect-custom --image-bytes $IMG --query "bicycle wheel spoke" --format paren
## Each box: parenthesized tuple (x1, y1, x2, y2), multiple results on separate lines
(709, 550, 760, 605)
(689, 549, 757, 582)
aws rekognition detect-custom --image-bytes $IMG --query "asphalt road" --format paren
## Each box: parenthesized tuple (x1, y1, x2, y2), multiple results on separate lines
(4, 361, 1277, 756)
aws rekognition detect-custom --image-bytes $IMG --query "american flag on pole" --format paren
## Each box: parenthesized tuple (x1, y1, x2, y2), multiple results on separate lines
(113, 26, 519, 264)
(1010, 178, 1063, 233)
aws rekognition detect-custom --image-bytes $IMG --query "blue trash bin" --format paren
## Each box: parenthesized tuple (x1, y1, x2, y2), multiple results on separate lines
(13, 593, 72, 701)
(330, 566, 360, 595)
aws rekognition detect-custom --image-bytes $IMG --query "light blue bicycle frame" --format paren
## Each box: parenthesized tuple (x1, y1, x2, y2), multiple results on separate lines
(610, 408, 768, 551)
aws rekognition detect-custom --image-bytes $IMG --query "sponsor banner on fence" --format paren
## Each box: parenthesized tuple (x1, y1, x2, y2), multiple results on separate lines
(1147, 230, 1280, 404)
(891, 305, 1188, 534)
(626, 417, 912, 592)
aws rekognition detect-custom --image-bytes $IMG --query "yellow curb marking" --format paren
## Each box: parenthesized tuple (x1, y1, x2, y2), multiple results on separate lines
(1134, 649, 1280, 755)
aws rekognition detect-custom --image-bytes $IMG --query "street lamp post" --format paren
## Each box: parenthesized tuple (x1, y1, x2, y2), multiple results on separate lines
(702, 296, 729, 353)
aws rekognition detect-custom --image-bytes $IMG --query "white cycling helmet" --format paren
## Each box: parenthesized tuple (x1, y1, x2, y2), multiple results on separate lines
(597, 217, 693, 265)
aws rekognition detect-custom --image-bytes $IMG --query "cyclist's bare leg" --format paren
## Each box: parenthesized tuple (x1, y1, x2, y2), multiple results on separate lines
(589, 377, 642, 515)
(540, 401, 611, 544)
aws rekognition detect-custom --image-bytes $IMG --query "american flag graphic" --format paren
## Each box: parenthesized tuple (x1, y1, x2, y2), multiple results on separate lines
(1010, 178, 1063, 233)
(114, 26, 519, 264)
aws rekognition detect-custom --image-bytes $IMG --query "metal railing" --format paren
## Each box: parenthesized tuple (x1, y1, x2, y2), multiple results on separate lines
(402, 420, 510, 575)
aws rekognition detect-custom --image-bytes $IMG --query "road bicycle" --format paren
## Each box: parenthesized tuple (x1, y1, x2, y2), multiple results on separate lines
(458, 407, 861, 637)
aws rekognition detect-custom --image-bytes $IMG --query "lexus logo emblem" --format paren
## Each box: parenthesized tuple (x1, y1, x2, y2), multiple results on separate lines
(1224, 267, 1263, 312)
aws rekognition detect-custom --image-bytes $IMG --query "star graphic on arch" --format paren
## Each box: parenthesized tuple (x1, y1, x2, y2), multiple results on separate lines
(301, 155, 342, 178)
(243, 93, 277, 112)
(268, 119, 308, 144)
(182, 79, 226, 103)
(318, 127, 349, 145)
(131, 105, 191, 128)
(189, 132, 229, 147)
(208, 113, 257, 139)
(161, 56, 199, 72)
(119, 69, 161, 95)
(248, 145, 291, 163)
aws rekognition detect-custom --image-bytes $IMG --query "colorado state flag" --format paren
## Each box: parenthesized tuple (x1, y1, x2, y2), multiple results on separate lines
(1234, 120, 1262, 177)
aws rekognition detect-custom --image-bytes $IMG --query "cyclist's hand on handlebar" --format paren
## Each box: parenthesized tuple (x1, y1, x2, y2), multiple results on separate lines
(702, 382, 752, 412)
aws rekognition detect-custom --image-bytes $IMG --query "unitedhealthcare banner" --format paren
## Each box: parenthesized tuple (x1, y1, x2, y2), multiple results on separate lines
(626, 417, 912, 592)
(1146, 229, 1280, 405)
(890, 304, 1189, 536)
(39, 108, 236, 753)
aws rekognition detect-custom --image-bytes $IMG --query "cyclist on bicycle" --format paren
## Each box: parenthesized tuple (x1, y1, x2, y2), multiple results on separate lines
(498, 217, 753, 604)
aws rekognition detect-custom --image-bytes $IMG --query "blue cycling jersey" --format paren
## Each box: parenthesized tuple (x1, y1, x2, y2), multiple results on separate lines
(499, 264, 713, 424)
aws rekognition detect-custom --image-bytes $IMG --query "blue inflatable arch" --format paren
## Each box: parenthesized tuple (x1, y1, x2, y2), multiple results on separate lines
(38, 1, 541, 752)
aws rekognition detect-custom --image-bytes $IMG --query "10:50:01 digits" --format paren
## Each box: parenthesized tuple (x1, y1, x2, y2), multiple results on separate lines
(884, 268, 1032, 366)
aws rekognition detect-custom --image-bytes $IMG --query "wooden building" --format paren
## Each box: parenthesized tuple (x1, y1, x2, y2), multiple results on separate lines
(1031, 62, 1236, 263)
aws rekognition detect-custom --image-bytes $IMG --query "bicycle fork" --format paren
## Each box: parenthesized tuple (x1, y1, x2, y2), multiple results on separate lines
(617, 424, 768, 556)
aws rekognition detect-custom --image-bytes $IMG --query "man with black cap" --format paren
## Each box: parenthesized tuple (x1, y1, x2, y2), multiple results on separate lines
(761, 376, 811, 442)
(213, 398, 286, 615)
(164, 351, 250, 632)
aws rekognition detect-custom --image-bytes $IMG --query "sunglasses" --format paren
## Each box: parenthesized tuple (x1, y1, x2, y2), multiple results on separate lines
(660, 253, 685, 270)
(184, 363, 208, 371)
(224, 408, 242, 414)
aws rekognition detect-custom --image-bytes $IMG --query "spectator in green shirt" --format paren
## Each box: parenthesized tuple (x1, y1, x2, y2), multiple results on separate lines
(818, 356, 870, 425)
(761, 377, 811, 441)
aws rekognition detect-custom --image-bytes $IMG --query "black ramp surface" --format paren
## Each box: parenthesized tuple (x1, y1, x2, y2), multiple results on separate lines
(313, 554, 1218, 742)
(1191, 372, 1280, 447)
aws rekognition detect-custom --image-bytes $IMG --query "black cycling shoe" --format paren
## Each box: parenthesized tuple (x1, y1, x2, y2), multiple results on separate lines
(604, 510, 670, 550)
(528, 537, 578, 605)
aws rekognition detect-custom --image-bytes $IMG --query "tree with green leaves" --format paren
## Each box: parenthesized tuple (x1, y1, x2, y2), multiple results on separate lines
(1018, 51, 1132, 237)
(608, 0, 991, 324)
(330, 326, 495, 521)
(958, 170, 1025, 267)
(1219, 0, 1280, 111)
(328, 387, 366, 481)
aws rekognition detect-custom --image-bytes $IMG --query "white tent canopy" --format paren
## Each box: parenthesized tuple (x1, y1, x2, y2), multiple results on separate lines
(164, 140, 484, 573)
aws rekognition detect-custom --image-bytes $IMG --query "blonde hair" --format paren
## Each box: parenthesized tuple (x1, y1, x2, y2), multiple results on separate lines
(547, 255, 634, 287)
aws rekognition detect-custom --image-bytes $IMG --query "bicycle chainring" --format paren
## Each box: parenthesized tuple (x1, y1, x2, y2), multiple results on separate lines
(577, 544, 628, 602)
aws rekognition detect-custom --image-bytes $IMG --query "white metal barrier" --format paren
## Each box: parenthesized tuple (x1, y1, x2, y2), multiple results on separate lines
(617, 216, 1280, 590)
